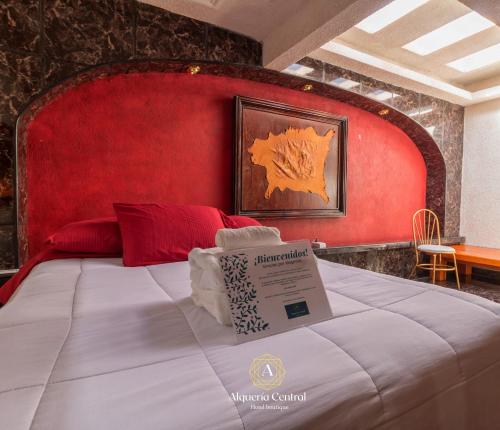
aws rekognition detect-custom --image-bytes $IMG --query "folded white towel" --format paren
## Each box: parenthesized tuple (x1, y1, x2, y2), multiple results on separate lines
(215, 226, 283, 250)
(189, 247, 232, 325)
(189, 226, 284, 326)
(191, 286, 232, 326)
(188, 247, 225, 292)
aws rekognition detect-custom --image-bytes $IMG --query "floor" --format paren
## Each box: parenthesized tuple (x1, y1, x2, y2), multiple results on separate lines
(422, 276, 500, 303)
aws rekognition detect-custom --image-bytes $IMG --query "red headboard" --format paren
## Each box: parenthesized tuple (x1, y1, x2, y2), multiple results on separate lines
(16, 61, 430, 263)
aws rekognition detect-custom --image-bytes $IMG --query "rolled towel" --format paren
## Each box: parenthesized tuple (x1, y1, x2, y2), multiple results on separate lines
(189, 247, 232, 325)
(215, 226, 283, 250)
(191, 286, 232, 326)
(188, 247, 225, 293)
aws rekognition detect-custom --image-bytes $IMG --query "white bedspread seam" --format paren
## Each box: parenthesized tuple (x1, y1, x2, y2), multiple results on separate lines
(310, 308, 472, 430)
(329, 288, 428, 310)
(328, 288, 466, 379)
(47, 351, 206, 386)
(371, 353, 500, 430)
(319, 260, 500, 317)
(0, 317, 70, 331)
(28, 259, 83, 430)
(144, 267, 246, 430)
(306, 326, 387, 422)
(426, 288, 500, 318)
(379, 308, 465, 379)
(319, 260, 429, 288)
(0, 383, 44, 396)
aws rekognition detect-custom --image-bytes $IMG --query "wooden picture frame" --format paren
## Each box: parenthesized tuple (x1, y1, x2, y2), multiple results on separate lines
(234, 96, 347, 218)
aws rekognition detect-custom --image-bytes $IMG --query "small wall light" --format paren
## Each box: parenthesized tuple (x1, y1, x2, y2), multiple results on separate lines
(378, 108, 390, 116)
(188, 65, 201, 75)
(302, 83, 313, 92)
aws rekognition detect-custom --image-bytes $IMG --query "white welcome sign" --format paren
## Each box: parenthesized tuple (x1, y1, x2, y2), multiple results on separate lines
(218, 241, 333, 343)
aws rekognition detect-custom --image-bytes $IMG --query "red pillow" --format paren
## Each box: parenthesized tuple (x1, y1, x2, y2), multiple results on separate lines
(219, 211, 262, 228)
(47, 217, 122, 254)
(114, 203, 225, 266)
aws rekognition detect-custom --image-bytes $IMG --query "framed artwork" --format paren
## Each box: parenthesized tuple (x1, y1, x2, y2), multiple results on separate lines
(234, 96, 347, 218)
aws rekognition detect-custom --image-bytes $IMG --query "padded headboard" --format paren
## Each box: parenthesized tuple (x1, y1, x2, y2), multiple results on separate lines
(16, 61, 437, 264)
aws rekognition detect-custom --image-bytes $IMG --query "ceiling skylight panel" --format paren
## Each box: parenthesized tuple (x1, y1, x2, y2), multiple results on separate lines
(367, 89, 393, 101)
(282, 64, 315, 76)
(447, 42, 500, 72)
(403, 12, 495, 56)
(329, 77, 360, 89)
(355, 0, 430, 34)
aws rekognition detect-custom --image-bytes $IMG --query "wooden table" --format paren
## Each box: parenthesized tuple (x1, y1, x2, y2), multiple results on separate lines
(436, 244, 500, 282)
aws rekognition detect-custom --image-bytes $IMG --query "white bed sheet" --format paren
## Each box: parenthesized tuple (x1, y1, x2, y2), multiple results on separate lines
(1, 258, 500, 430)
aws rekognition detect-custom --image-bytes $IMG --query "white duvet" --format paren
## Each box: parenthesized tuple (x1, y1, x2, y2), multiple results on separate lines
(1, 258, 500, 430)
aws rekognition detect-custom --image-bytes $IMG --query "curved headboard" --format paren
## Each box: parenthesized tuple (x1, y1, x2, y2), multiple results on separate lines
(16, 60, 439, 264)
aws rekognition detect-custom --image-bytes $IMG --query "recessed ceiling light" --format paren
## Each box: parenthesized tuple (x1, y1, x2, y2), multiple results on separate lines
(329, 77, 360, 89)
(321, 41, 471, 99)
(403, 12, 495, 56)
(447, 42, 500, 72)
(355, 0, 430, 34)
(283, 64, 315, 76)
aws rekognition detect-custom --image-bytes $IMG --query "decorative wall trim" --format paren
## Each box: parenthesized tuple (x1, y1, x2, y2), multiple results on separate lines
(15, 59, 446, 263)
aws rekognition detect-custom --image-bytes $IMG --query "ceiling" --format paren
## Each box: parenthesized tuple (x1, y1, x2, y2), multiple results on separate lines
(337, 0, 500, 89)
(315, 0, 500, 104)
(140, 0, 305, 41)
(139, 0, 500, 106)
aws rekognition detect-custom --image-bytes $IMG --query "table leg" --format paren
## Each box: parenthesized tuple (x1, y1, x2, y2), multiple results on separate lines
(435, 270, 447, 281)
(458, 263, 472, 283)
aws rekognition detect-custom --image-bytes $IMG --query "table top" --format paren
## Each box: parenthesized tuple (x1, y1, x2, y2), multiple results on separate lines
(451, 244, 500, 267)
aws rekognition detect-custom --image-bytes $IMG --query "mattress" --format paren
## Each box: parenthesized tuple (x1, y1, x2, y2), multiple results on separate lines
(1, 257, 500, 430)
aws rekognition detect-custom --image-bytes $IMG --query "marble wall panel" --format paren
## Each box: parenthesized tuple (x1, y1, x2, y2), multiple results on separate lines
(206, 26, 261, 65)
(0, 0, 41, 52)
(43, 60, 89, 88)
(44, 0, 135, 65)
(318, 248, 416, 279)
(136, 2, 205, 60)
(0, 225, 15, 269)
(0, 50, 42, 123)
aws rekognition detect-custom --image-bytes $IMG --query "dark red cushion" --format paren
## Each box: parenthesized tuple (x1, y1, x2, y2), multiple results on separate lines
(114, 203, 225, 266)
(47, 217, 122, 254)
(219, 211, 262, 228)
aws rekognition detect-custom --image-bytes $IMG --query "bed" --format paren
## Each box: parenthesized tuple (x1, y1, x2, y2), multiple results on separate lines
(2, 256, 500, 429)
(4, 63, 500, 429)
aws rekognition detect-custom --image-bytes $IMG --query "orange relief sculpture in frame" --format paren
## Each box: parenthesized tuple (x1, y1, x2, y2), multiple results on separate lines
(234, 96, 347, 218)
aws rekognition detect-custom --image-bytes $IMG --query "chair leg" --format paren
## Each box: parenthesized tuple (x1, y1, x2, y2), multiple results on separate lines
(432, 254, 437, 284)
(452, 253, 461, 290)
(410, 264, 417, 279)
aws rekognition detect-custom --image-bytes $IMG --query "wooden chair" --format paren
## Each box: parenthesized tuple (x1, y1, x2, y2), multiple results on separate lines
(412, 209, 460, 289)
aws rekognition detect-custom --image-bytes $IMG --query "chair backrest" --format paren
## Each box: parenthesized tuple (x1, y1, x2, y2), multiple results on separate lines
(412, 209, 441, 248)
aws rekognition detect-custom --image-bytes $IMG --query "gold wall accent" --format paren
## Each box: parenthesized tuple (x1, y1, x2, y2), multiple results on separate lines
(187, 65, 201, 74)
